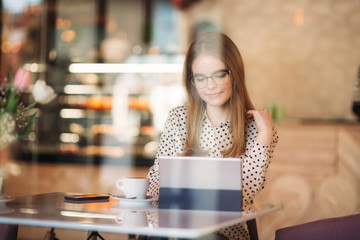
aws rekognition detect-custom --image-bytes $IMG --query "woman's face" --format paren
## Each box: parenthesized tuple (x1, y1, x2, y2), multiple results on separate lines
(191, 53, 232, 110)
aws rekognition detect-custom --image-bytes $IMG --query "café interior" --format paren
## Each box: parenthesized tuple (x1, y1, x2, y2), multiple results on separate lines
(0, 0, 359, 239)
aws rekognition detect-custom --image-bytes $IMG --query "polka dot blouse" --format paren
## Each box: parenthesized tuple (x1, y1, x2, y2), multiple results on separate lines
(147, 105, 278, 240)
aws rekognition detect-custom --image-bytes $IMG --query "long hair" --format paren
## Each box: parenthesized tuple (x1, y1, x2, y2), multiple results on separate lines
(182, 32, 255, 157)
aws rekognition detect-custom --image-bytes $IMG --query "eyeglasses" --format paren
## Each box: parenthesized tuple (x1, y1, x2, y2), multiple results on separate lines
(191, 69, 231, 89)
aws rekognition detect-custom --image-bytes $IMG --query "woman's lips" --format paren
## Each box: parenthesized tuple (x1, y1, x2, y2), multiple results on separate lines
(206, 92, 222, 97)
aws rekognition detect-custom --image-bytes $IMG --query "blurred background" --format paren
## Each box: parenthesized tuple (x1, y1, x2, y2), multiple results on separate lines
(0, 0, 359, 239)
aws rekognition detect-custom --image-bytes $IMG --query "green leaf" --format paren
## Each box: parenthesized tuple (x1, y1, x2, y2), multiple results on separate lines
(18, 113, 37, 139)
(8, 72, 13, 87)
(5, 89, 19, 113)
(5, 72, 19, 113)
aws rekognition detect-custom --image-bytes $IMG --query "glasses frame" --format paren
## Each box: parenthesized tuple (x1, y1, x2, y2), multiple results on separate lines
(191, 69, 231, 89)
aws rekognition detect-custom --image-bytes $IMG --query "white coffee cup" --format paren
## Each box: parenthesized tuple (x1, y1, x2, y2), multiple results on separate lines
(116, 177, 149, 199)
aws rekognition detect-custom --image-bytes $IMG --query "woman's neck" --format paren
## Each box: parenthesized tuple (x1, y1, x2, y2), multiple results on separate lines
(206, 106, 231, 126)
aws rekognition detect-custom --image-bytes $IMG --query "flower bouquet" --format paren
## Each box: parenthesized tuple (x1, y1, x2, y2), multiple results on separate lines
(0, 68, 57, 150)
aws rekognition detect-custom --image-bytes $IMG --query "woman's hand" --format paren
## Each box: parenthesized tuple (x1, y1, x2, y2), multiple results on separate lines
(247, 109, 273, 145)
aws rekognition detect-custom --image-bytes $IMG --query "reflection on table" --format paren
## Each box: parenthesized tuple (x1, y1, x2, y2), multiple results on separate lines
(0, 192, 280, 239)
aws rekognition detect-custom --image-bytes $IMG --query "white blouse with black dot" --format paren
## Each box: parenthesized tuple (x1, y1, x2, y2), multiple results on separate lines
(147, 105, 278, 240)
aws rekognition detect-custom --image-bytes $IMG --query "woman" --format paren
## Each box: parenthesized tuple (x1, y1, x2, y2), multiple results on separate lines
(147, 32, 278, 240)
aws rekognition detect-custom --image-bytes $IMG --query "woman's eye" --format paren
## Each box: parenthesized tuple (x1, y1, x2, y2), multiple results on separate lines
(214, 72, 227, 79)
(195, 76, 206, 82)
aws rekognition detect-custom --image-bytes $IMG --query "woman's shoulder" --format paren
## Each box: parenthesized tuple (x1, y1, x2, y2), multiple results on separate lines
(168, 105, 188, 117)
(165, 105, 188, 128)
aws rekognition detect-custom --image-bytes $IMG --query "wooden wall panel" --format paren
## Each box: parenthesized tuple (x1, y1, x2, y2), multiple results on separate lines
(255, 123, 360, 240)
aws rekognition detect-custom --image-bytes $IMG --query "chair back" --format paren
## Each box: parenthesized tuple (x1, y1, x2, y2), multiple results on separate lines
(0, 224, 18, 240)
(275, 214, 360, 240)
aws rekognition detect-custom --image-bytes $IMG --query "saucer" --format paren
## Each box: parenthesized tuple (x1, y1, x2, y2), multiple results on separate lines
(111, 195, 157, 207)
(110, 204, 156, 211)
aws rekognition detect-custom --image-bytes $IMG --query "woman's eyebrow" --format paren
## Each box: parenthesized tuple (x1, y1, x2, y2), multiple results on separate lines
(193, 69, 228, 76)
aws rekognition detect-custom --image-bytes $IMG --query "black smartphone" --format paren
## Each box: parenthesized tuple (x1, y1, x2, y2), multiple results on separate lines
(64, 194, 110, 202)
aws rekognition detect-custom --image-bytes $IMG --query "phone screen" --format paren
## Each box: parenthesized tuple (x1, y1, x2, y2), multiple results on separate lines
(64, 194, 110, 202)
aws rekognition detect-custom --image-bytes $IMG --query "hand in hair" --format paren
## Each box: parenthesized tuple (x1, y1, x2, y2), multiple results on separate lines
(247, 109, 273, 146)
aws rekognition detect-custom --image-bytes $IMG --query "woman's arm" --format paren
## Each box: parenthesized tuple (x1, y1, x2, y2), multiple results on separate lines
(242, 111, 278, 206)
(146, 107, 185, 197)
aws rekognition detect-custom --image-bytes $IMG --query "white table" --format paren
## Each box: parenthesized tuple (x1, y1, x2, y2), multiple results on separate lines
(0, 192, 280, 239)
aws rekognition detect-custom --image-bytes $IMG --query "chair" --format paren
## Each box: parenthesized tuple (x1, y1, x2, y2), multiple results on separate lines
(246, 219, 258, 240)
(275, 213, 360, 240)
(0, 224, 18, 240)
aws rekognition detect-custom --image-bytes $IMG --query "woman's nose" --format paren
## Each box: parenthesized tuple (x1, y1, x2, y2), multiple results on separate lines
(206, 77, 217, 89)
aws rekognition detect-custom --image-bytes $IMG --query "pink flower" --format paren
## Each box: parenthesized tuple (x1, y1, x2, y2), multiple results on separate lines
(13, 68, 31, 91)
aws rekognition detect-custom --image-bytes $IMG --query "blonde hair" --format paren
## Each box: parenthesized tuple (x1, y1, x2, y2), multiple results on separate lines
(182, 32, 255, 157)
